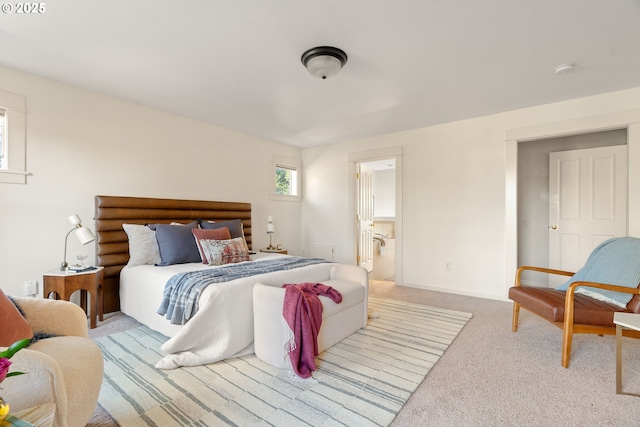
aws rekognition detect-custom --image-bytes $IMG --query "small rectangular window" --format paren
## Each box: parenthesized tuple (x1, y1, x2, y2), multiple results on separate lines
(0, 109, 5, 170)
(275, 165, 298, 196)
(0, 90, 27, 184)
(270, 155, 301, 201)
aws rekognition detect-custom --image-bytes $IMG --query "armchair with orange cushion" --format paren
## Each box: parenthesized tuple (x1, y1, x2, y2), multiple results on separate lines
(509, 237, 640, 368)
(0, 290, 103, 427)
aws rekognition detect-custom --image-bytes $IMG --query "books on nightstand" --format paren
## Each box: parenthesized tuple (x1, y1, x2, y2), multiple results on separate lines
(66, 266, 97, 273)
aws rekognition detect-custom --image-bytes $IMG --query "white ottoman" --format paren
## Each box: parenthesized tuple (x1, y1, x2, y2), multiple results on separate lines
(253, 264, 368, 368)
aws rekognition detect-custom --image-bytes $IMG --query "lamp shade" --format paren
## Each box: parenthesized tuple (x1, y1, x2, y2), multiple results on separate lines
(305, 55, 342, 79)
(68, 214, 82, 226)
(76, 227, 95, 245)
(301, 46, 348, 80)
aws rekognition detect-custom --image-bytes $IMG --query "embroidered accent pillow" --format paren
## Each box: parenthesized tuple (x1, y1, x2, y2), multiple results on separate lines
(192, 227, 232, 264)
(201, 237, 250, 266)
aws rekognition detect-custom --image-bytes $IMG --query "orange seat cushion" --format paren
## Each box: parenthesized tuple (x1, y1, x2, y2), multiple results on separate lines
(509, 286, 631, 326)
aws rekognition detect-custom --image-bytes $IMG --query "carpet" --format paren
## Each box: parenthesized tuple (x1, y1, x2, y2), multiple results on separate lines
(95, 296, 472, 426)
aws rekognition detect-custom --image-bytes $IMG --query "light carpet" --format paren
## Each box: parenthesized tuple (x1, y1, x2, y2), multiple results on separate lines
(95, 296, 472, 426)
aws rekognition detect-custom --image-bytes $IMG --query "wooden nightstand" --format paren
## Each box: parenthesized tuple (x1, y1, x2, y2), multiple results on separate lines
(260, 248, 288, 255)
(43, 266, 104, 329)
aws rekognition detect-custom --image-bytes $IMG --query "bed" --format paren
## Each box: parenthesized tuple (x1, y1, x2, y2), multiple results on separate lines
(95, 195, 254, 313)
(94, 195, 368, 369)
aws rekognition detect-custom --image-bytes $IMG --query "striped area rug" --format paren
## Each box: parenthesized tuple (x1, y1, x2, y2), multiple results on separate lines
(95, 297, 472, 426)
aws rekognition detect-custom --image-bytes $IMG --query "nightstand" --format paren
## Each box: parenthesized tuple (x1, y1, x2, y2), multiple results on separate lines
(43, 266, 104, 329)
(260, 248, 288, 255)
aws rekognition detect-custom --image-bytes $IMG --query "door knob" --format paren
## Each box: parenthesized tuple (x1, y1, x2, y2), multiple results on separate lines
(549, 224, 558, 230)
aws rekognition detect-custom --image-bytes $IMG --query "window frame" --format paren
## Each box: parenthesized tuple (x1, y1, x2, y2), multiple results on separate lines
(270, 155, 302, 201)
(0, 90, 27, 184)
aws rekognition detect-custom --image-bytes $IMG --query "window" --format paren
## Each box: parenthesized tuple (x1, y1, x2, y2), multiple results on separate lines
(275, 165, 298, 196)
(0, 90, 27, 184)
(0, 109, 5, 169)
(270, 155, 301, 201)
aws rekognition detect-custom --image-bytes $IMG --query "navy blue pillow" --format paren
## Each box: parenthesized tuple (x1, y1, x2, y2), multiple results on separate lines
(151, 221, 200, 265)
(199, 219, 243, 239)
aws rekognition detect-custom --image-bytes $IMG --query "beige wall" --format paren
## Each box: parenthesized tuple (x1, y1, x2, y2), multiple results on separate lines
(0, 66, 302, 297)
(302, 87, 640, 300)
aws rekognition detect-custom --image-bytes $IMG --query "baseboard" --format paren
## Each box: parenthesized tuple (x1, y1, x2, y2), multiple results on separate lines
(397, 281, 510, 302)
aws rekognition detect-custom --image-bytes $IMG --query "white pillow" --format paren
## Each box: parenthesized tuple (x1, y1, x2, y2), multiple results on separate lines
(122, 223, 162, 267)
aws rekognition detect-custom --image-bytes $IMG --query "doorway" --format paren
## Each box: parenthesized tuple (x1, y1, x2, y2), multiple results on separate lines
(349, 146, 403, 285)
(548, 145, 628, 286)
(516, 129, 627, 287)
(358, 159, 396, 281)
(506, 109, 640, 295)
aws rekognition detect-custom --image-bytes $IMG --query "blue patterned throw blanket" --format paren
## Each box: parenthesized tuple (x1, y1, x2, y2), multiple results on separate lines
(158, 257, 329, 325)
(557, 237, 640, 308)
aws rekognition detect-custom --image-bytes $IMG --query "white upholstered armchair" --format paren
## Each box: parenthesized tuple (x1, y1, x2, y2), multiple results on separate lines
(1, 297, 104, 427)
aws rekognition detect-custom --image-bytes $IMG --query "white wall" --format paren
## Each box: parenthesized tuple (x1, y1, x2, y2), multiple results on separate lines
(4, 61, 640, 303)
(0, 66, 302, 298)
(301, 87, 640, 300)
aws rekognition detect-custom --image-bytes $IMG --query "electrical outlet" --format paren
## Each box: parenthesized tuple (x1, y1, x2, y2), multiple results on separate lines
(445, 262, 452, 271)
(24, 280, 38, 295)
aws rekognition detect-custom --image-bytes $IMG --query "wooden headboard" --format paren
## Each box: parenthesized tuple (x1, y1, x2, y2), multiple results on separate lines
(94, 195, 252, 313)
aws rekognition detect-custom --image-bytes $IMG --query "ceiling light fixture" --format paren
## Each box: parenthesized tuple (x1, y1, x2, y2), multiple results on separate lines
(554, 63, 575, 75)
(301, 46, 348, 80)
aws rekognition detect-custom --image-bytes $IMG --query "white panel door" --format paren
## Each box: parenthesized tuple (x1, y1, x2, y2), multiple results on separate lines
(357, 164, 374, 272)
(548, 145, 627, 287)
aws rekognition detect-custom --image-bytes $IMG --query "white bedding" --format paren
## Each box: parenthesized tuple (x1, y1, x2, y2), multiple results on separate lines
(119, 253, 336, 369)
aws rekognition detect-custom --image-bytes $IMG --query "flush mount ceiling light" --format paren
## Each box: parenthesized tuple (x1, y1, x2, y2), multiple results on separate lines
(301, 46, 348, 80)
(554, 63, 575, 75)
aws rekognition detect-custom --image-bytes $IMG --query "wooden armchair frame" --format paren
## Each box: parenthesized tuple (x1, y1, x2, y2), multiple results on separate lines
(512, 265, 640, 368)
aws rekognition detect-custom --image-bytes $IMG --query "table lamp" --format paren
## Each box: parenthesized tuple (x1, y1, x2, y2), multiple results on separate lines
(267, 216, 275, 249)
(61, 214, 95, 271)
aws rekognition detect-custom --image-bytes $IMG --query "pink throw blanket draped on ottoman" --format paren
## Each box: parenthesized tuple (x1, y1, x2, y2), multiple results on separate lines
(282, 282, 342, 378)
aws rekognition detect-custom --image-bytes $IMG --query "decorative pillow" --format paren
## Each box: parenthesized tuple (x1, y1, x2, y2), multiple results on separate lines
(150, 221, 201, 265)
(200, 219, 243, 238)
(122, 223, 162, 267)
(0, 289, 34, 346)
(200, 237, 250, 266)
(200, 219, 248, 250)
(192, 227, 232, 264)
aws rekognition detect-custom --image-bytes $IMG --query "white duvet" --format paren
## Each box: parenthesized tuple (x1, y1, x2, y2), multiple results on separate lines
(119, 253, 335, 369)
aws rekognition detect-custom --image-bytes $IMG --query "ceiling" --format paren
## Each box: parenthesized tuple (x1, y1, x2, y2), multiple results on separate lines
(1, 1, 640, 149)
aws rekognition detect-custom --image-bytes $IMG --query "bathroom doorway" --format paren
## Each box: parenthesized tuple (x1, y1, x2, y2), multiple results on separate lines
(360, 158, 396, 282)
